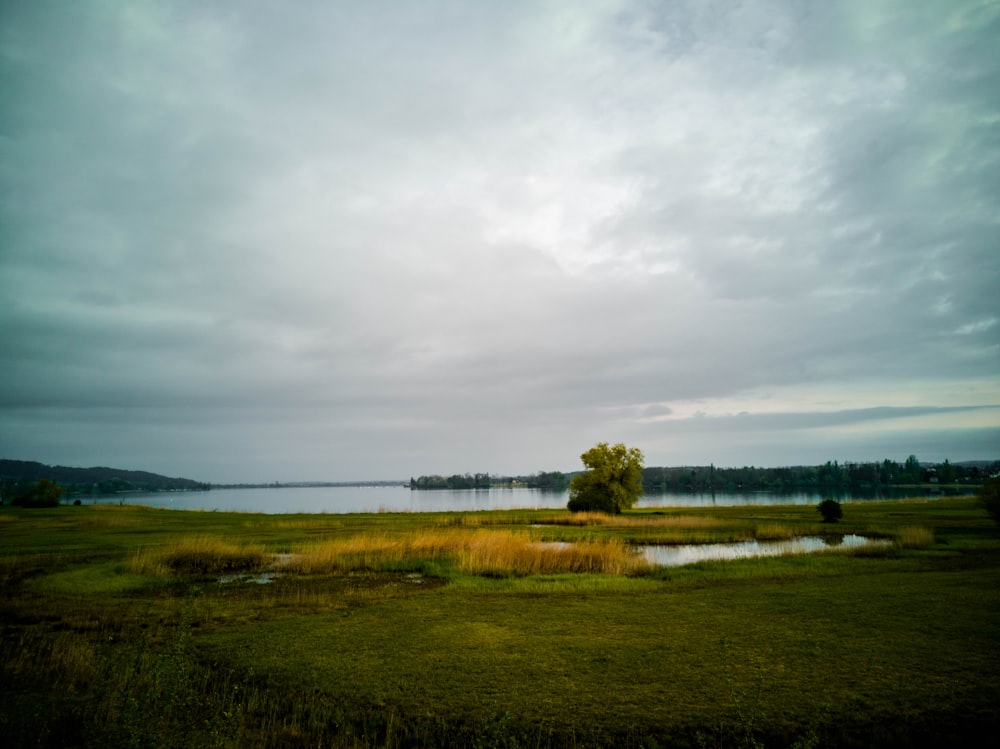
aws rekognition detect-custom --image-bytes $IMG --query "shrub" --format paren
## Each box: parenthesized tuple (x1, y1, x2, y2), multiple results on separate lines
(980, 479, 1000, 526)
(11, 479, 65, 508)
(817, 499, 842, 523)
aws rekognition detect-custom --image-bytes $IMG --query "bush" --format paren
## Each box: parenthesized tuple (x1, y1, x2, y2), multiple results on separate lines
(980, 479, 1000, 526)
(11, 479, 65, 508)
(817, 499, 842, 523)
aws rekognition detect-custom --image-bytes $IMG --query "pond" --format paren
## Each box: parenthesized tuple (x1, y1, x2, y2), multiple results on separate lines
(639, 535, 890, 568)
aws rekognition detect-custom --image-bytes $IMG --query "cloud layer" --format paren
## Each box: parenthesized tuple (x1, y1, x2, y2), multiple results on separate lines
(2, 1, 997, 481)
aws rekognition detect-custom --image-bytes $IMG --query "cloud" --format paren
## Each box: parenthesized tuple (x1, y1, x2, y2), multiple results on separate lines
(1, 0, 997, 481)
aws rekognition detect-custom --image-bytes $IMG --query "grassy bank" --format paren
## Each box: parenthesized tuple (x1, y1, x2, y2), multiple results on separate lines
(2, 497, 998, 747)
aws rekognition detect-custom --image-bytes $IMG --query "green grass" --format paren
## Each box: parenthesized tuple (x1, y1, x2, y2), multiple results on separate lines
(2, 497, 998, 747)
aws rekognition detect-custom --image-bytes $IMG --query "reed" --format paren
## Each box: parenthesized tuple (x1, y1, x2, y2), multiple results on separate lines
(285, 533, 409, 573)
(753, 523, 798, 541)
(455, 532, 648, 576)
(286, 528, 650, 577)
(127, 535, 268, 576)
(895, 526, 935, 548)
(532, 512, 728, 529)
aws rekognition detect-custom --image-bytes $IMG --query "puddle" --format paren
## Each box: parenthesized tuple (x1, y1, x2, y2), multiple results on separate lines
(217, 571, 278, 584)
(533, 541, 574, 550)
(217, 553, 293, 584)
(639, 535, 889, 567)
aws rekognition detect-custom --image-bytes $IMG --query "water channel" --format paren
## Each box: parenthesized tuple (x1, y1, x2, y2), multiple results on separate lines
(639, 534, 889, 567)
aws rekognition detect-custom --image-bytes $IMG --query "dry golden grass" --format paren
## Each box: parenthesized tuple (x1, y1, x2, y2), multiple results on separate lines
(529, 512, 728, 529)
(287, 528, 650, 576)
(243, 518, 344, 531)
(895, 526, 935, 548)
(127, 536, 268, 576)
(456, 532, 647, 576)
(753, 523, 798, 541)
(444, 511, 728, 530)
(286, 533, 408, 573)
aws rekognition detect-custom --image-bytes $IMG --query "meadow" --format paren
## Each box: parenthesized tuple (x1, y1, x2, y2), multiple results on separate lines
(1, 497, 998, 747)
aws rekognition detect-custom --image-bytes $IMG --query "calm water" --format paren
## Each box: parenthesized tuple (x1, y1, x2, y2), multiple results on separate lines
(640, 535, 889, 567)
(76, 485, 966, 514)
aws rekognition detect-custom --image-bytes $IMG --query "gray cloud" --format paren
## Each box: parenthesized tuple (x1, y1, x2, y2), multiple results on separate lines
(1, 0, 997, 482)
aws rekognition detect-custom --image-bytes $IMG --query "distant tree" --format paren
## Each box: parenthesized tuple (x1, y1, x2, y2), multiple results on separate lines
(817, 499, 843, 523)
(532, 471, 568, 490)
(567, 442, 644, 514)
(937, 459, 956, 484)
(13, 479, 65, 508)
(903, 455, 921, 483)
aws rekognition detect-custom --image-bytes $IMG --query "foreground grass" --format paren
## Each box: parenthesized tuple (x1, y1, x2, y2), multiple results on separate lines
(1, 497, 998, 747)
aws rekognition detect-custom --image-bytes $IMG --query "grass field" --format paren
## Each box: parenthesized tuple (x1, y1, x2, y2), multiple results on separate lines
(2, 496, 998, 747)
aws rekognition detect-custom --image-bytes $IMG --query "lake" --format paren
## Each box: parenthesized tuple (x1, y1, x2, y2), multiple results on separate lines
(78, 485, 968, 514)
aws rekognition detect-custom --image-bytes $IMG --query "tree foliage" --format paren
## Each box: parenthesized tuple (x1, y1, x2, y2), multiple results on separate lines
(817, 499, 843, 523)
(11, 479, 65, 508)
(410, 473, 492, 490)
(567, 442, 644, 514)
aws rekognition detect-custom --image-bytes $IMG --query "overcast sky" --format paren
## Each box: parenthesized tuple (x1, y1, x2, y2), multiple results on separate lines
(2, 1, 998, 483)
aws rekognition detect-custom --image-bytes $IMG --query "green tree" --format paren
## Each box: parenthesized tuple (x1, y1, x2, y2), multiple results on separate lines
(937, 459, 956, 484)
(903, 454, 921, 483)
(567, 442, 644, 514)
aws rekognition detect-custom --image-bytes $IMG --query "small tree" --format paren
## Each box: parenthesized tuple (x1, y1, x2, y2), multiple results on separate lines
(817, 498, 842, 523)
(567, 442, 644, 514)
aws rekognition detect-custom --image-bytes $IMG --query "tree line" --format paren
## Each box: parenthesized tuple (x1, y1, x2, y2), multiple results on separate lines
(565, 444, 999, 516)
(641, 456, 997, 493)
(410, 471, 570, 490)
(411, 457, 997, 494)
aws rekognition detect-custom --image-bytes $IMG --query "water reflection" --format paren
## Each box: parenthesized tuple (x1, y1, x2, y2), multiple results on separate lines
(639, 535, 888, 567)
(77, 485, 970, 515)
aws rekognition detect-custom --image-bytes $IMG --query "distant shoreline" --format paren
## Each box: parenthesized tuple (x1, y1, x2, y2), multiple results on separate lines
(210, 481, 409, 490)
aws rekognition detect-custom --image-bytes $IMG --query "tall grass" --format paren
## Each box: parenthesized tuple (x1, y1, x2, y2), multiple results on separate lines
(457, 531, 647, 576)
(753, 523, 798, 541)
(127, 536, 268, 576)
(895, 526, 935, 548)
(287, 529, 650, 577)
(2, 629, 100, 691)
(524, 511, 729, 529)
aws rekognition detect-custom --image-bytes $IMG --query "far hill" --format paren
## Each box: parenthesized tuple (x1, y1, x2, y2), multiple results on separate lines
(0, 459, 209, 497)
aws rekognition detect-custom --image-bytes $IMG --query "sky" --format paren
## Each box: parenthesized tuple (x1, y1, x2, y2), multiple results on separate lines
(2, 0, 998, 483)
